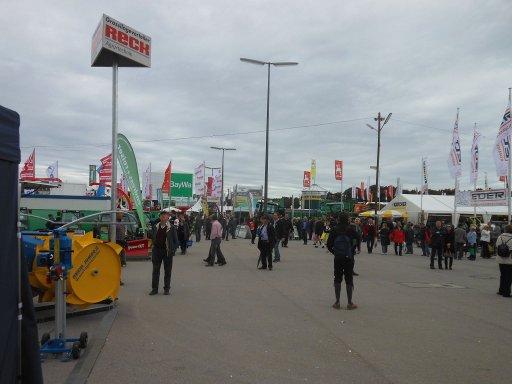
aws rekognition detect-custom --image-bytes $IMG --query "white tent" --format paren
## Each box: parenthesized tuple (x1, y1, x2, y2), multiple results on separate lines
(186, 199, 203, 213)
(384, 194, 510, 225)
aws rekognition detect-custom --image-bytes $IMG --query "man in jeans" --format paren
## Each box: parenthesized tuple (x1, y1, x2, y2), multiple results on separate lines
(429, 221, 445, 269)
(205, 214, 227, 266)
(454, 223, 467, 260)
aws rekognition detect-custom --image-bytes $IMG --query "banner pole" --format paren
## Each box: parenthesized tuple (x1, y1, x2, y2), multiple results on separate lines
(110, 55, 118, 243)
(453, 178, 458, 225)
(508, 88, 512, 224)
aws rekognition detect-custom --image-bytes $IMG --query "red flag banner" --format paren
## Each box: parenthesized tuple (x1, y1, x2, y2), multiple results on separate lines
(162, 161, 171, 194)
(20, 149, 35, 179)
(384, 189, 389, 202)
(335, 160, 343, 181)
(206, 176, 214, 197)
(360, 182, 365, 200)
(99, 153, 112, 183)
(388, 185, 394, 200)
(303, 171, 311, 187)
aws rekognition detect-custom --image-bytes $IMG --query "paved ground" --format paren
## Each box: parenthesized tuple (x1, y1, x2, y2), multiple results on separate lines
(40, 237, 512, 383)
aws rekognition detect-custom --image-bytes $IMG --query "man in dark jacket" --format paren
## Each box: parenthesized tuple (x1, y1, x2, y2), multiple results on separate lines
(150, 211, 178, 295)
(404, 222, 415, 254)
(273, 212, 285, 262)
(327, 213, 358, 310)
(429, 221, 445, 270)
(258, 215, 276, 270)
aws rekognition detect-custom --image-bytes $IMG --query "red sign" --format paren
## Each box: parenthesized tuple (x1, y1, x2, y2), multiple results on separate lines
(162, 161, 171, 194)
(206, 177, 214, 197)
(20, 149, 35, 179)
(99, 153, 112, 183)
(388, 185, 394, 200)
(125, 238, 149, 258)
(303, 171, 311, 187)
(360, 182, 365, 200)
(335, 160, 343, 181)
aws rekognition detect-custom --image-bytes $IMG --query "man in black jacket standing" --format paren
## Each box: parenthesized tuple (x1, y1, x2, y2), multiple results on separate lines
(429, 221, 445, 270)
(327, 213, 358, 310)
(150, 211, 178, 295)
(273, 212, 285, 262)
(258, 215, 276, 270)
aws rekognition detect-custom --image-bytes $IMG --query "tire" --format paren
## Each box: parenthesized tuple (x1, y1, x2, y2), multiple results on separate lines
(79, 332, 88, 349)
(71, 342, 81, 359)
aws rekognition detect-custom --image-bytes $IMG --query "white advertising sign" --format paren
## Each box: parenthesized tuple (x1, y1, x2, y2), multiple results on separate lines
(91, 14, 151, 67)
(457, 189, 509, 207)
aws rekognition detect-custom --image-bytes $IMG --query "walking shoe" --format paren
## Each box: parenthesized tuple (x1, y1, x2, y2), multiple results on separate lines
(258, 266, 267, 270)
(268, 267, 273, 271)
(347, 303, 358, 310)
(430, 266, 435, 269)
(205, 263, 214, 267)
(163, 290, 170, 295)
(218, 262, 227, 266)
(332, 302, 341, 309)
(352, 272, 359, 276)
(149, 290, 158, 295)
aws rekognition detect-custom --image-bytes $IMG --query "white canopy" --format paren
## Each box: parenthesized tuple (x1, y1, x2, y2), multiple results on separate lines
(186, 199, 203, 213)
(385, 194, 510, 224)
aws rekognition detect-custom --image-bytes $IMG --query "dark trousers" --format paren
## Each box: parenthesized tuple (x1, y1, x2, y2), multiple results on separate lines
(498, 264, 512, 296)
(224, 227, 230, 241)
(405, 241, 413, 254)
(259, 240, 273, 269)
(179, 239, 187, 254)
(283, 232, 289, 247)
(334, 255, 354, 286)
(366, 237, 375, 253)
(481, 241, 490, 258)
(116, 240, 127, 265)
(195, 228, 201, 242)
(394, 243, 403, 255)
(302, 229, 308, 244)
(455, 242, 465, 259)
(206, 238, 225, 264)
(430, 244, 443, 268)
(251, 230, 257, 244)
(152, 247, 173, 291)
(308, 230, 313, 240)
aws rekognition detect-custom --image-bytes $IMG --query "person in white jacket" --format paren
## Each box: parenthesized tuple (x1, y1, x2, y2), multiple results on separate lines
(480, 225, 491, 258)
(495, 224, 512, 297)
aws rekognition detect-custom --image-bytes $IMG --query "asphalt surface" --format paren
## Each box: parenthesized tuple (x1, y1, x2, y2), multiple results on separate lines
(40, 237, 512, 384)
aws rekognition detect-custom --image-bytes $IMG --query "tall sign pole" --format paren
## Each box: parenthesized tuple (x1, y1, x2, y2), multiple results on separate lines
(91, 14, 151, 242)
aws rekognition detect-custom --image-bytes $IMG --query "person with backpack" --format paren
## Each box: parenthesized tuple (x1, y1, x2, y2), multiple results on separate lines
(326, 213, 358, 310)
(495, 224, 512, 297)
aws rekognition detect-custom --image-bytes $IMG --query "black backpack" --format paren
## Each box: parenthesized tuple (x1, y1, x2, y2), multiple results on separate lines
(497, 238, 512, 258)
(333, 233, 353, 259)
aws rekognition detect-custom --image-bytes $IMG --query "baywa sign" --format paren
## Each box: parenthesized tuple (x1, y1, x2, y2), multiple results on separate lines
(170, 173, 193, 197)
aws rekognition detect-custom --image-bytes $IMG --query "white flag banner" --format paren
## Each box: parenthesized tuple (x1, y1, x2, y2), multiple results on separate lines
(470, 128, 482, 185)
(194, 161, 205, 196)
(421, 157, 429, 194)
(248, 192, 255, 218)
(143, 164, 152, 200)
(351, 185, 356, 199)
(493, 100, 512, 177)
(447, 110, 462, 179)
(212, 168, 222, 199)
(120, 174, 128, 193)
(46, 161, 58, 179)
(396, 177, 402, 195)
(366, 176, 371, 202)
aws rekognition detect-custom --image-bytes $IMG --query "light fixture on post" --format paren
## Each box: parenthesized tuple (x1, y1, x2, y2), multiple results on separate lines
(367, 112, 392, 218)
(240, 57, 298, 213)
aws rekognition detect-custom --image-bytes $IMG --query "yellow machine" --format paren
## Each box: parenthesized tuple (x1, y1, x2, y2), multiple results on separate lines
(24, 231, 122, 307)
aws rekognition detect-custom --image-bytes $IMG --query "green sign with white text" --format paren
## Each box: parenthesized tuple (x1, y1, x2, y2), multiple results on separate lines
(171, 173, 193, 197)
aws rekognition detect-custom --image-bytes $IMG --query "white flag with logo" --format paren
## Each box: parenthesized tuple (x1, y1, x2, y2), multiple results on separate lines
(46, 161, 58, 179)
(351, 185, 356, 199)
(143, 164, 152, 199)
(120, 174, 128, 193)
(421, 157, 429, 194)
(212, 168, 222, 199)
(470, 128, 482, 185)
(493, 99, 512, 177)
(447, 110, 462, 179)
(194, 162, 205, 196)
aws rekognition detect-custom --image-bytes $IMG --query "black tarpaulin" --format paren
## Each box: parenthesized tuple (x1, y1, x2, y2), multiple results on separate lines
(0, 105, 43, 384)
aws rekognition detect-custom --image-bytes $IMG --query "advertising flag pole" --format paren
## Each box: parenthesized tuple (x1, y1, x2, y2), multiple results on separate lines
(508, 88, 512, 224)
(110, 56, 118, 243)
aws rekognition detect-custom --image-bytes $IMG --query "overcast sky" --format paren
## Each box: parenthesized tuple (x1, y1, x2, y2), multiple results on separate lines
(3, 0, 512, 198)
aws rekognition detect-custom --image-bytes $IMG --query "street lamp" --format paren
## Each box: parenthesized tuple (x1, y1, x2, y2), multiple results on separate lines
(210, 146, 236, 214)
(367, 112, 392, 219)
(240, 57, 298, 213)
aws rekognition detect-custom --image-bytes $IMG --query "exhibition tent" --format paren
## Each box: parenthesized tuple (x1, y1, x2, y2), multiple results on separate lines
(383, 193, 510, 224)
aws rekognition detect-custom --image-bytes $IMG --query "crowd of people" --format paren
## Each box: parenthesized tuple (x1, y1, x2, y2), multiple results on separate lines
(118, 208, 512, 308)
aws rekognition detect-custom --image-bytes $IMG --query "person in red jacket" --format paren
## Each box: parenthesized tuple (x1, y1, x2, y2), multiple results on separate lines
(363, 218, 378, 253)
(390, 223, 405, 256)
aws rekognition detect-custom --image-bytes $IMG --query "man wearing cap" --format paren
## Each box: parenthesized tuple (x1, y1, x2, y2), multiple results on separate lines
(149, 211, 178, 295)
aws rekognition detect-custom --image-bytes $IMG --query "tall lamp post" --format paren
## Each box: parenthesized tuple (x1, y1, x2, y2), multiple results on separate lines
(366, 112, 392, 219)
(210, 147, 236, 214)
(240, 57, 298, 213)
